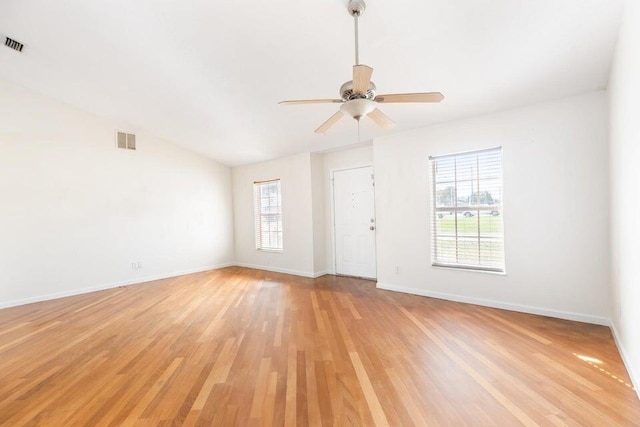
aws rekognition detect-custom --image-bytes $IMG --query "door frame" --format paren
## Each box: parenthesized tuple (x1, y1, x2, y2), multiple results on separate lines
(330, 165, 377, 279)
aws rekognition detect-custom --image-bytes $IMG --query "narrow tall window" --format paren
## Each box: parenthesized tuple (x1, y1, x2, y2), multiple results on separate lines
(430, 147, 504, 272)
(254, 179, 283, 251)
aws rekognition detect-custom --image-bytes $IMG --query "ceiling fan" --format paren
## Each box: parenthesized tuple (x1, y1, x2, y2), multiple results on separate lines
(279, 0, 444, 134)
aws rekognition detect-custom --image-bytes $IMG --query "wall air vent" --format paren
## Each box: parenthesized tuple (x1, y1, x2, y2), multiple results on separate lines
(116, 131, 136, 150)
(4, 37, 24, 52)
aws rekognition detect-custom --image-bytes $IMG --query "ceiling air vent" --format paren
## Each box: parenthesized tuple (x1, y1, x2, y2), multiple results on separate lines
(116, 131, 136, 150)
(4, 37, 24, 52)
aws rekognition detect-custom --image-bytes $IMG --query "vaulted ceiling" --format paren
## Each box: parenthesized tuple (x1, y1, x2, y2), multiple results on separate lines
(0, 0, 623, 165)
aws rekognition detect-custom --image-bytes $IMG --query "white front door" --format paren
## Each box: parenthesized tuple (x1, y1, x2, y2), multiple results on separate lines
(333, 166, 376, 279)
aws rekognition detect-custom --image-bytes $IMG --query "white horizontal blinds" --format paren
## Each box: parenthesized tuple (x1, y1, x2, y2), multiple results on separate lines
(254, 179, 283, 251)
(430, 147, 504, 272)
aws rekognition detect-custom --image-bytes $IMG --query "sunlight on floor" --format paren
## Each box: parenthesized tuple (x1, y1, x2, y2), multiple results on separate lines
(573, 353, 634, 389)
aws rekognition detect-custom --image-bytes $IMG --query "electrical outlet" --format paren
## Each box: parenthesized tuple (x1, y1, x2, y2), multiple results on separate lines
(131, 262, 137, 270)
(137, 261, 143, 269)
(395, 265, 400, 274)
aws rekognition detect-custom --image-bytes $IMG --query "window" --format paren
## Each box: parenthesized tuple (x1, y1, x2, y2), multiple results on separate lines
(254, 179, 283, 251)
(429, 147, 504, 272)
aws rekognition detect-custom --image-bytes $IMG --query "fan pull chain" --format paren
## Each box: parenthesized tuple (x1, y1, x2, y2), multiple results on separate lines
(357, 118, 361, 142)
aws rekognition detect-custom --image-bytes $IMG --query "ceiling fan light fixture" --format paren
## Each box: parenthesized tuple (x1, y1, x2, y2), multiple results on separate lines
(340, 98, 376, 120)
(279, 0, 444, 134)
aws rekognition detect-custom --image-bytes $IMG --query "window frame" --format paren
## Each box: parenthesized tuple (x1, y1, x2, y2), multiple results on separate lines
(253, 179, 283, 252)
(429, 147, 505, 273)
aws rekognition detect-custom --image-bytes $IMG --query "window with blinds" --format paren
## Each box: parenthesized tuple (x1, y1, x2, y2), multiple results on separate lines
(429, 147, 504, 272)
(254, 179, 283, 251)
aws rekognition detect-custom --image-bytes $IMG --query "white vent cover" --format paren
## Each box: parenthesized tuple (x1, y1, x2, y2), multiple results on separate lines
(116, 131, 136, 150)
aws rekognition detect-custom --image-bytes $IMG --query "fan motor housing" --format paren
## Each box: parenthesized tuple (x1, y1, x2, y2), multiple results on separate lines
(340, 80, 377, 101)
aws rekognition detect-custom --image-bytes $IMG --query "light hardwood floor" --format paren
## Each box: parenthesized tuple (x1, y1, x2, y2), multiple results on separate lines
(0, 267, 638, 426)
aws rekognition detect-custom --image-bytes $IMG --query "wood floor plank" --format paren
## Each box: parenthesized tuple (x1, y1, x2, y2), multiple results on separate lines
(401, 307, 572, 427)
(0, 266, 638, 426)
(249, 357, 272, 420)
(349, 351, 391, 427)
(120, 357, 183, 426)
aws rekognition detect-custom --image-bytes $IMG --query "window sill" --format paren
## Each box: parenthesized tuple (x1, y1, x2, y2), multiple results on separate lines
(257, 248, 283, 253)
(431, 263, 506, 276)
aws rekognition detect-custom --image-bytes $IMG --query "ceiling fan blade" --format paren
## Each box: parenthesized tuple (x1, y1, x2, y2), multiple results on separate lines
(374, 92, 444, 103)
(279, 99, 343, 105)
(368, 108, 396, 130)
(315, 111, 345, 134)
(353, 65, 373, 95)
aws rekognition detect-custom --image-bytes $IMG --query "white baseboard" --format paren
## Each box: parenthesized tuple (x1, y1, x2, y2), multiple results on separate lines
(610, 322, 640, 400)
(312, 270, 331, 278)
(376, 283, 610, 326)
(233, 263, 321, 278)
(0, 262, 324, 310)
(0, 262, 234, 309)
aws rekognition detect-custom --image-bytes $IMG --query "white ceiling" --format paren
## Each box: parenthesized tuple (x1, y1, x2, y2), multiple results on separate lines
(0, 0, 623, 166)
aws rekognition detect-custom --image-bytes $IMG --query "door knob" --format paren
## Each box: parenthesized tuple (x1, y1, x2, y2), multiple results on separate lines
(370, 226, 375, 230)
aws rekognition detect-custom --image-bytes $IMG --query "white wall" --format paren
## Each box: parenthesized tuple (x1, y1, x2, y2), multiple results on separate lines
(232, 153, 317, 277)
(608, 0, 640, 392)
(0, 80, 234, 307)
(321, 146, 374, 274)
(374, 92, 610, 324)
(310, 153, 327, 275)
